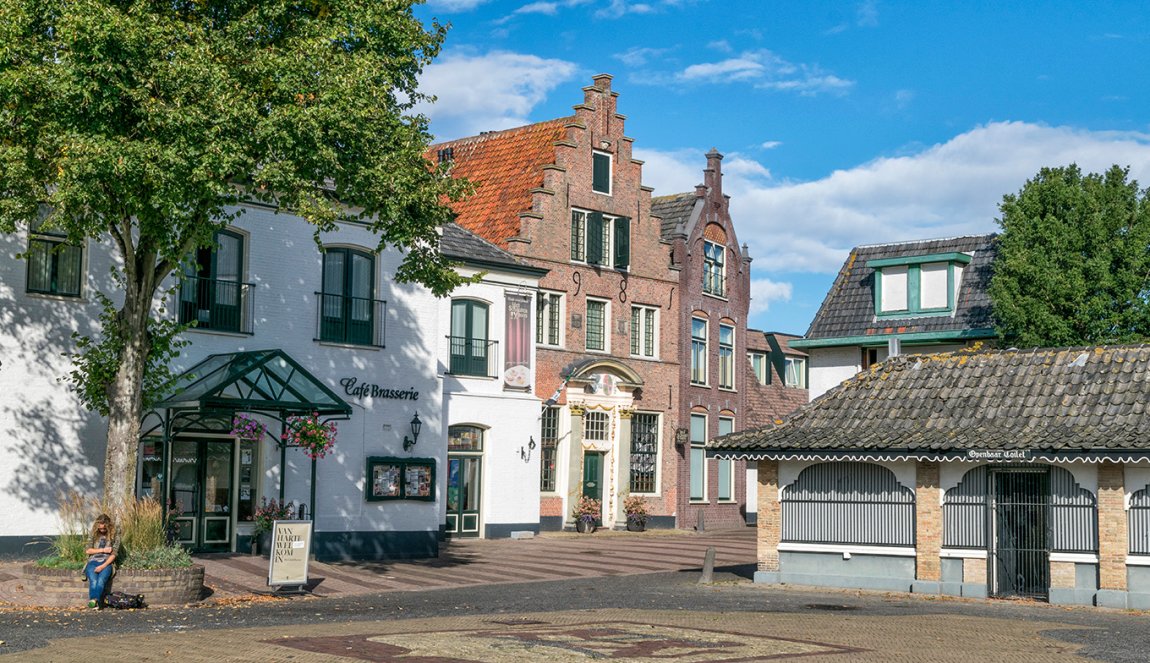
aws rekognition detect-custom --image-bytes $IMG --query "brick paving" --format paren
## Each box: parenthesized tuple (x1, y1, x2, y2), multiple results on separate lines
(0, 528, 756, 607)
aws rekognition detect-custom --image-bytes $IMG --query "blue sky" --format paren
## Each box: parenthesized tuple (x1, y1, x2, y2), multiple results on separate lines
(412, 0, 1150, 335)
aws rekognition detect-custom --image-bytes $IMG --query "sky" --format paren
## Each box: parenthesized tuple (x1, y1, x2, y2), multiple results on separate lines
(411, 0, 1150, 335)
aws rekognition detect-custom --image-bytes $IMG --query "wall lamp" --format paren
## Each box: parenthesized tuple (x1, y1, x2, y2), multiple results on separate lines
(402, 413, 422, 451)
(519, 436, 536, 463)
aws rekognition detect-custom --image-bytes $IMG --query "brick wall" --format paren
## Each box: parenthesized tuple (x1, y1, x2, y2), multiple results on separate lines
(756, 460, 780, 572)
(915, 461, 941, 582)
(1098, 462, 1127, 591)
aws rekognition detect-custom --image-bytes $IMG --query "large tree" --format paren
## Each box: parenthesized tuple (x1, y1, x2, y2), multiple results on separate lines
(989, 164, 1150, 348)
(0, 0, 468, 510)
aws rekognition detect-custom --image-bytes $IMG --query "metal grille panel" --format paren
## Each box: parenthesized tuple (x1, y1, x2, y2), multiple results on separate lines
(1129, 484, 1150, 554)
(781, 462, 914, 546)
(990, 470, 1049, 599)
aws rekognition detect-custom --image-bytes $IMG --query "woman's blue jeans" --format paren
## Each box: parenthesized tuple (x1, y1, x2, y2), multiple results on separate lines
(84, 559, 112, 601)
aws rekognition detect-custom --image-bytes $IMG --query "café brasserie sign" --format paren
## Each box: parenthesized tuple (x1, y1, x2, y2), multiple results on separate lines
(340, 377, 420, 401)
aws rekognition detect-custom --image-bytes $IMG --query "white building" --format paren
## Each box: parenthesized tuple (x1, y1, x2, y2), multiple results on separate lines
(0, 206, 545, 560)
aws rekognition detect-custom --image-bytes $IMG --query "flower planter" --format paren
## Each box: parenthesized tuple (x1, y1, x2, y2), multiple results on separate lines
(19, 563, 205, 607)
(626, 520, 646, 532)
(576, 519, 595, 534)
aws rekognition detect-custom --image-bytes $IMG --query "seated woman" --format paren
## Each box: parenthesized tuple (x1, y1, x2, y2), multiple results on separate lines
(84, 513, 119, 609)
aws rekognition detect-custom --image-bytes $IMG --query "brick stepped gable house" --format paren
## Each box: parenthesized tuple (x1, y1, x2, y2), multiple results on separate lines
(742, 330, 808, 524)
(430, 75, 681, 530)
(711, 344, 1150, 609)
(790, 234, 998, 400)
(651, 150, 754, 529)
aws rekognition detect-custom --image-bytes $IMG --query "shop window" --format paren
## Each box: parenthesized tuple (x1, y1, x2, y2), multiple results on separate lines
(629, 413, 658, 494)
(540, 407, 559, 492)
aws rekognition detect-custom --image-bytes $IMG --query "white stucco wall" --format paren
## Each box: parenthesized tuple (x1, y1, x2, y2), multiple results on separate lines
(1, 204, 464, 546)
(807, 346, 862, 401)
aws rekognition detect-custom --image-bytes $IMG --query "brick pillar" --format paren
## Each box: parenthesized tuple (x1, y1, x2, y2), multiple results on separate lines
(1098, 463, 1128, 591)
(916, 461, 941, 583)
(756, 459, 780, 575)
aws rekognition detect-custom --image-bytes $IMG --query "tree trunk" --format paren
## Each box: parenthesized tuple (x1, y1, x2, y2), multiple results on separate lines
(102, 291, 153, 513)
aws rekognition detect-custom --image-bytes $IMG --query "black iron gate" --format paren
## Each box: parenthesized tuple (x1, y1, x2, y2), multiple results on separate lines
(989, 469, 1050, 599)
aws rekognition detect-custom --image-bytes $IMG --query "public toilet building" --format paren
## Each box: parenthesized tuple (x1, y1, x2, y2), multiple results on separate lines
(711, 345, 1150, 608)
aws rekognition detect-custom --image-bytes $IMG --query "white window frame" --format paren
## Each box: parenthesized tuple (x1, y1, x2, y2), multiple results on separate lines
(628, 411, 661, 495)
(570, 208, 624, 268)
(718, 323, 735, 391)
(717, 416, 735, 502)
(592, 150, 613, 195)
(584, 409, 610, 443)
(690, 317, 708, 385)
(585, 297, 611, 353)
(689, 413, 708, 503)
(536, 290, 564, 348)
(784, 357, 807, 388)
(703, 239, 726, 298)
(748, 351, 768, 385)
(629, 304, 659, 359)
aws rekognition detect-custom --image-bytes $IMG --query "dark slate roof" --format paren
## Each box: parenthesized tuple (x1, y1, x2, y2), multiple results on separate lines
(804, 234, 997, 341)
(439, 223, 544, 274)
(712, 345, 1150, 457)
(651, 192, 697, 240)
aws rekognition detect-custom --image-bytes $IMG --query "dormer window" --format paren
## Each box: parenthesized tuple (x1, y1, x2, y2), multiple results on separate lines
(868, 252, 972, 318)
(592, 150, 612, 195)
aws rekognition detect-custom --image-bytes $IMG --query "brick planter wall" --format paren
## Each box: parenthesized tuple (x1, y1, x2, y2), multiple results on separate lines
(18, 563, 205, 607)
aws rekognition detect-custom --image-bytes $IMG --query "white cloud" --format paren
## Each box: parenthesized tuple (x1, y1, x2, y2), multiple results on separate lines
(674, 50, 853, 96)
(750, 279, 793, 314)
(425, 0, 491, 10)
(507, 0, 591, 17)
(856, 0, 879, 27)
(639, 123, 1150, 279)
(416, 50, 580, 141)
(596, 0, 656, 18)
(614, 46, 671, 67)
(760, 140, 783, 150)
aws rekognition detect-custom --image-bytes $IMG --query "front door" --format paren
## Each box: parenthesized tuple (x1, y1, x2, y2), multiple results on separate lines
(446, 456, 481, 537)
(170, 439, 235, 552)
(582, 451, 603, 526)
(989, 469, 1050, 599)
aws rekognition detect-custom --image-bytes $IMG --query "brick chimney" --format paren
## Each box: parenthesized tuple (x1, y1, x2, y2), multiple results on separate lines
(704, 148, 723, 199)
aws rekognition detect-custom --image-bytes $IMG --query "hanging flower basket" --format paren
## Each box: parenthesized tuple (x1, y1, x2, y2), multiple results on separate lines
(230, 413, 267, 443)
(284, 413, 337, 460)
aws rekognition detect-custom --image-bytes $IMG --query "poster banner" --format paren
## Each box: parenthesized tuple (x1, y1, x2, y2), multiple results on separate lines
(267, 520, 313, 587)
(504, 293, 532, 389)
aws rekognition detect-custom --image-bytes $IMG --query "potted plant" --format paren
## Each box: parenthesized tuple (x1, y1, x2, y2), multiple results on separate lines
(284, 413, 337, 460)
(251, 497, 295, 555)
(572, 495, 601, 534)
(230, 413, 267, 442)
(623, 494, 649, 532)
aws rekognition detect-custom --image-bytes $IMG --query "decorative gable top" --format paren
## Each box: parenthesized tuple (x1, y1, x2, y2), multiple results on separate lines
(712, 344, 1150, 458)
(800, 234, 997, 344)
(428, 117, 573, 248)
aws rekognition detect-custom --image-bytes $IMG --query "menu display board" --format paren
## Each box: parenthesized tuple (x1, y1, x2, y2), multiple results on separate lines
(365, 457, 436, 502)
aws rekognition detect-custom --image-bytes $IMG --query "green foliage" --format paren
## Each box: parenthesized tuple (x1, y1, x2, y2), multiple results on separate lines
(0, 0, 469, 499)
(35, 554, 85, 570)
(989, 164, 1150, 347)
(65, 291, 189, 415)
(120, 544, 193, 571)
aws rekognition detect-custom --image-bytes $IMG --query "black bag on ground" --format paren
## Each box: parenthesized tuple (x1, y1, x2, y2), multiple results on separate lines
(105, 591, 146, 609)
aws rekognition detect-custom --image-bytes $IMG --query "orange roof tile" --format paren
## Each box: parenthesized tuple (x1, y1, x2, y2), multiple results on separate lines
(429, 118, 573, 248)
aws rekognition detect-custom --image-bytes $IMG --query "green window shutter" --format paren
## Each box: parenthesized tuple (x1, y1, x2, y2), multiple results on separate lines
(592, 152, 610, 193)
(613, 216, 630, 269)
(587, 212, 604, 265)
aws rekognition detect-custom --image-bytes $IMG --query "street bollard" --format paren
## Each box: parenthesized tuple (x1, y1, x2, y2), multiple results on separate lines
(698, 546, 716, 584)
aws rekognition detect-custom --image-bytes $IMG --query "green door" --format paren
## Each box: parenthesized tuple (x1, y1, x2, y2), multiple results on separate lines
(446, 455, 482, 537)
(169, 439, 235, 553)
(582, 451, 603, 526)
